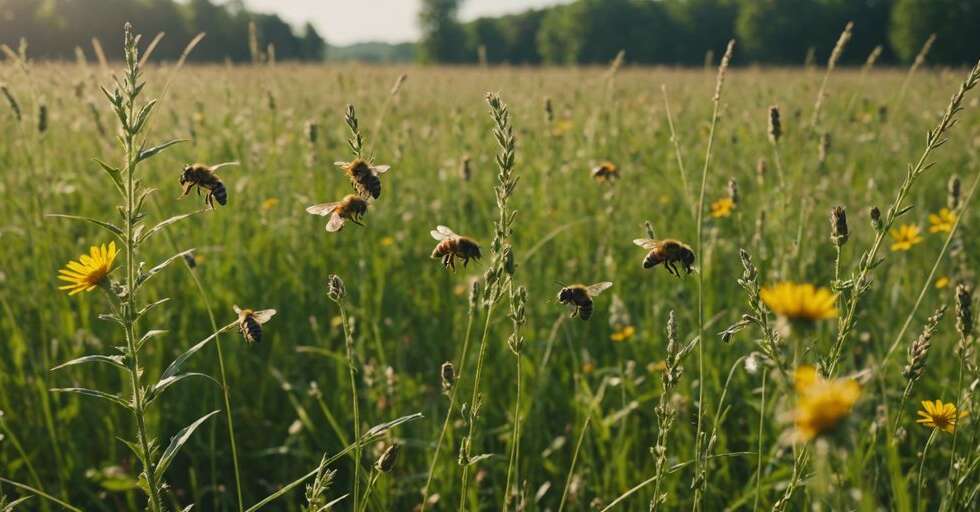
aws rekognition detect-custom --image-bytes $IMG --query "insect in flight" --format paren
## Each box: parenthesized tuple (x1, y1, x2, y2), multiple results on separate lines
(430, 225, 482, 271)
(306, 194, 369, 232)
(556, 281, 613, 320)
(233, 305, 277, 344)
(633, 238, 696, 276)
(591, 162, 619, 182)
(335, 158, 391, 199)
(179, 161, 238, 209)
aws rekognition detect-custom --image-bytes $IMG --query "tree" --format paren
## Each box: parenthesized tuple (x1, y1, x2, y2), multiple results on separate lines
(417, 0, 467, 64)
(300, 22, 326, 61)
(538, 0, 671, 65)
(664, 0, 738, 64)
(466, 17, 507, 63)
(890, 0, 979, 65)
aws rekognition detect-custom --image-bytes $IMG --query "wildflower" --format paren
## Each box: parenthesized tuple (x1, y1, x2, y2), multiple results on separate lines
(260, 197, 279, 212)
(928, 208, 956, 233)
(917, 400, 967, 433)
(380, 236, 395, 247)
(710, 197, 734, 218)
(760, 282, 837, 321)
(792, 366, 860, 441)
(890, 224, 923, 251)
(551, 119, 574, 137)
(57, 242, 118, 295)
(610, 325, 636, 342)
(936, 276, 950, 289)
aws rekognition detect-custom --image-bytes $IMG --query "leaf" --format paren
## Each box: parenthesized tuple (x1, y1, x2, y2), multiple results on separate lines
(136, 298, 171, 320)
(50, 387, 132, 410)
(137, 329, 168, 352)
(51, 354, 126, 372)
(145, 372, 218, 406)
(138, 212, 200, 244)
(94, 158, 124, 194)
(47, 213, 123, 238)
(137, 138, 186, 162)
(154, 410, 220, 479)
(160, 329, 224, 381)
(136, 250, 194, 287)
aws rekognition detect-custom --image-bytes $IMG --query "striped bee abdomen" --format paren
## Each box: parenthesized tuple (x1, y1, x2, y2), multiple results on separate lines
(579, 301, 594, 320)
(241, 316, 262, 343)
(211, 181, 227, 205)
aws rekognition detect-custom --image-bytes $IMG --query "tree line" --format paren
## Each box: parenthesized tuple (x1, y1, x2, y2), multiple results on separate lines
(0, 0, 325, 62)
(419, 0, 980, 66)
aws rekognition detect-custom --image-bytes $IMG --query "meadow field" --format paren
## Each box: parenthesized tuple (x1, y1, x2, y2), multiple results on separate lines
(2, 27, 980, 511)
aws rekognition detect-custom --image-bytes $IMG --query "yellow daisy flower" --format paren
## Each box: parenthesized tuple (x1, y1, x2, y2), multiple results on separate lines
(890, 224, 923, 251)
(610, 325, 635, 342)
(760, 282, 837, 321)
(928, 208, 956, 233)
(57, 242, 118, 295)
(936, 276, 950, 289)
(710, 197, 734, 218)
(792, 365, 860, 441)
(917, 399, 967, 434)
(260, 197, 279, 212)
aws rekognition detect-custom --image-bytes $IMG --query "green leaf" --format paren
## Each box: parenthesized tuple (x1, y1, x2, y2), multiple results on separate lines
(136, 250, 194, 287)
(145, 372, 218, 406)
(136, 329, 168, 352)
(138, 212, 200, 244)
(51, 354, 126, 372)
(50, 387, 132, 410)
(47, 213, 123, 239)
(136, 298, 171, 320)
(161, 330, 222, 381)
(94, 158, 124, 195)
(154, 410, 220, 479)
(137, 138, 186, 163)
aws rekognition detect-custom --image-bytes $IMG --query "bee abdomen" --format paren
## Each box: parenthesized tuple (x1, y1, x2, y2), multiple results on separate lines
(432, 239, 453, 258)
(243, 317, 262, 343)
(643, 252, 661, 269)
(355, 175, 382, 199)
(212, 181, 227, 205)
(579, 301, 594, 320)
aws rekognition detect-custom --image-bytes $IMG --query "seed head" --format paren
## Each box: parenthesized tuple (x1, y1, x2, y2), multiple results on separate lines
(948, 175, 961, 210)
(956, 284, 973, 340)
(327, 274, 346, 302)
(768, 106, 782, 143)
(830, 206, 848, 247)
(903, 305, 946, 383)
(375, 443, 400, 473)
(870, 206, 882, 231)
(441, 361, 455, 391)
(727, 177, 739, 207)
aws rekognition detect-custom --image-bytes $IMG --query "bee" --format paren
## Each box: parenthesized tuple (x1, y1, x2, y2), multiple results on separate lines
(591, 162, 619, 182)
(335, 158, 391, 199)
(233, 305, 277, 344)
(179, 162, 237, 209)
(430, 225, 482, 271)
(633, 238, 696, 276)
(557, 281, 613, 320)
(306, 194, 369, 232)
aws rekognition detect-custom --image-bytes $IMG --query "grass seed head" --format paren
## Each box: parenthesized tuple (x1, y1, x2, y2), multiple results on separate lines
(831, 206, 848, 247)
(948, 175, 961, 210)
(957, 284, 973, 340)
(375, 443, 400, 472)
(768, 105, 782, 143)
(904, 305, 947, 383)
(327, 274, 346, 302)
(440, 362, 455, 391)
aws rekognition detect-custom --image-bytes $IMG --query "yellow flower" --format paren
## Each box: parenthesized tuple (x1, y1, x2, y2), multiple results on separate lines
(260, 197, 279, 212)
(928, 208, 956, 233)
(936, 276, 950, 289)
(380, 236, 395, 247)
(890, 224, 923, 251)
(648, 360, 667, 373)
(581, 361, 595, 374)
(710, 197, 734, 218)
(917, 399, 967, 433)
(610, 325, 635, 342)
(551, 119, 574, 136)
(57, 242, 118, 295)
(792, 365, 860, 441)
(760, 282, 837, 321)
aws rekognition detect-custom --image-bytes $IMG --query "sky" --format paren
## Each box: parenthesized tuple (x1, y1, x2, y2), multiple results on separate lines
(236, 0, 571, 45)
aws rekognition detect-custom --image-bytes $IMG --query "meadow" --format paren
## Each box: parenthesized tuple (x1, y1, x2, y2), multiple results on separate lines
(2, 26, 980, 511)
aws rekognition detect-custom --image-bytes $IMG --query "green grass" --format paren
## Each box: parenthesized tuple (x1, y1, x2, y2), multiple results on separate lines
(1, 38, 980, 511)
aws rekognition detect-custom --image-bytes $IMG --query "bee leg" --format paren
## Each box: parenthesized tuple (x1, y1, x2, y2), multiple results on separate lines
(462, 257, 469, 268)
(665, 261, 678, 277)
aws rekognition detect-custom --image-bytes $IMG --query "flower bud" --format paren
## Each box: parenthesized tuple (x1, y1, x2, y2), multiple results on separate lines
(327, 274, 345, 302)
(830, 206, 848, 247)
(375, 443, 399, 473)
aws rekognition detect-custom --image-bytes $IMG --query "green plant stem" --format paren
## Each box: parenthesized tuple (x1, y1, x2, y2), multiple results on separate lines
(358, 470, 380, 512)
(502, 350, 522, 511)
(337, 301, 361, 512)
(917, 429, 938, 511)
(754, 368, 767, 512)
(558, 416, 591, 512)
(458, 298, 498, 512)
(419, 299, 477, 511)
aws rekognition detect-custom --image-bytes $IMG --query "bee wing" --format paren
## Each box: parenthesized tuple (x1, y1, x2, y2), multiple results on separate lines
(306, 202, 340, 216)
(326, 212, 346, 232)
(334, 161, 349, 167)
(233, 304, 242, 315)
(586, 282, 614, 296)
(633, 238, 659, 250)
(251, 309, 277, 324)
(371, 165, 391, 176)
(209, 161, 240, 172)
(431, 225, 457, 241)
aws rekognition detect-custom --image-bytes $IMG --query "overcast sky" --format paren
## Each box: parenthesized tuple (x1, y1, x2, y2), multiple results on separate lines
(236, 0, 571, 45)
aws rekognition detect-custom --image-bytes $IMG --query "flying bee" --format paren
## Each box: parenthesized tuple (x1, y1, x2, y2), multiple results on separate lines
(633, 238, 696, 276)
(233, 305, 277, 344)
(335, 158, 391, 199)
(591, 162, 619, 182)
(306, 194, 369, 232)
(179, 162, 238, 209)
(557, 281, 613, 321)
(430, 225, 482, 271)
